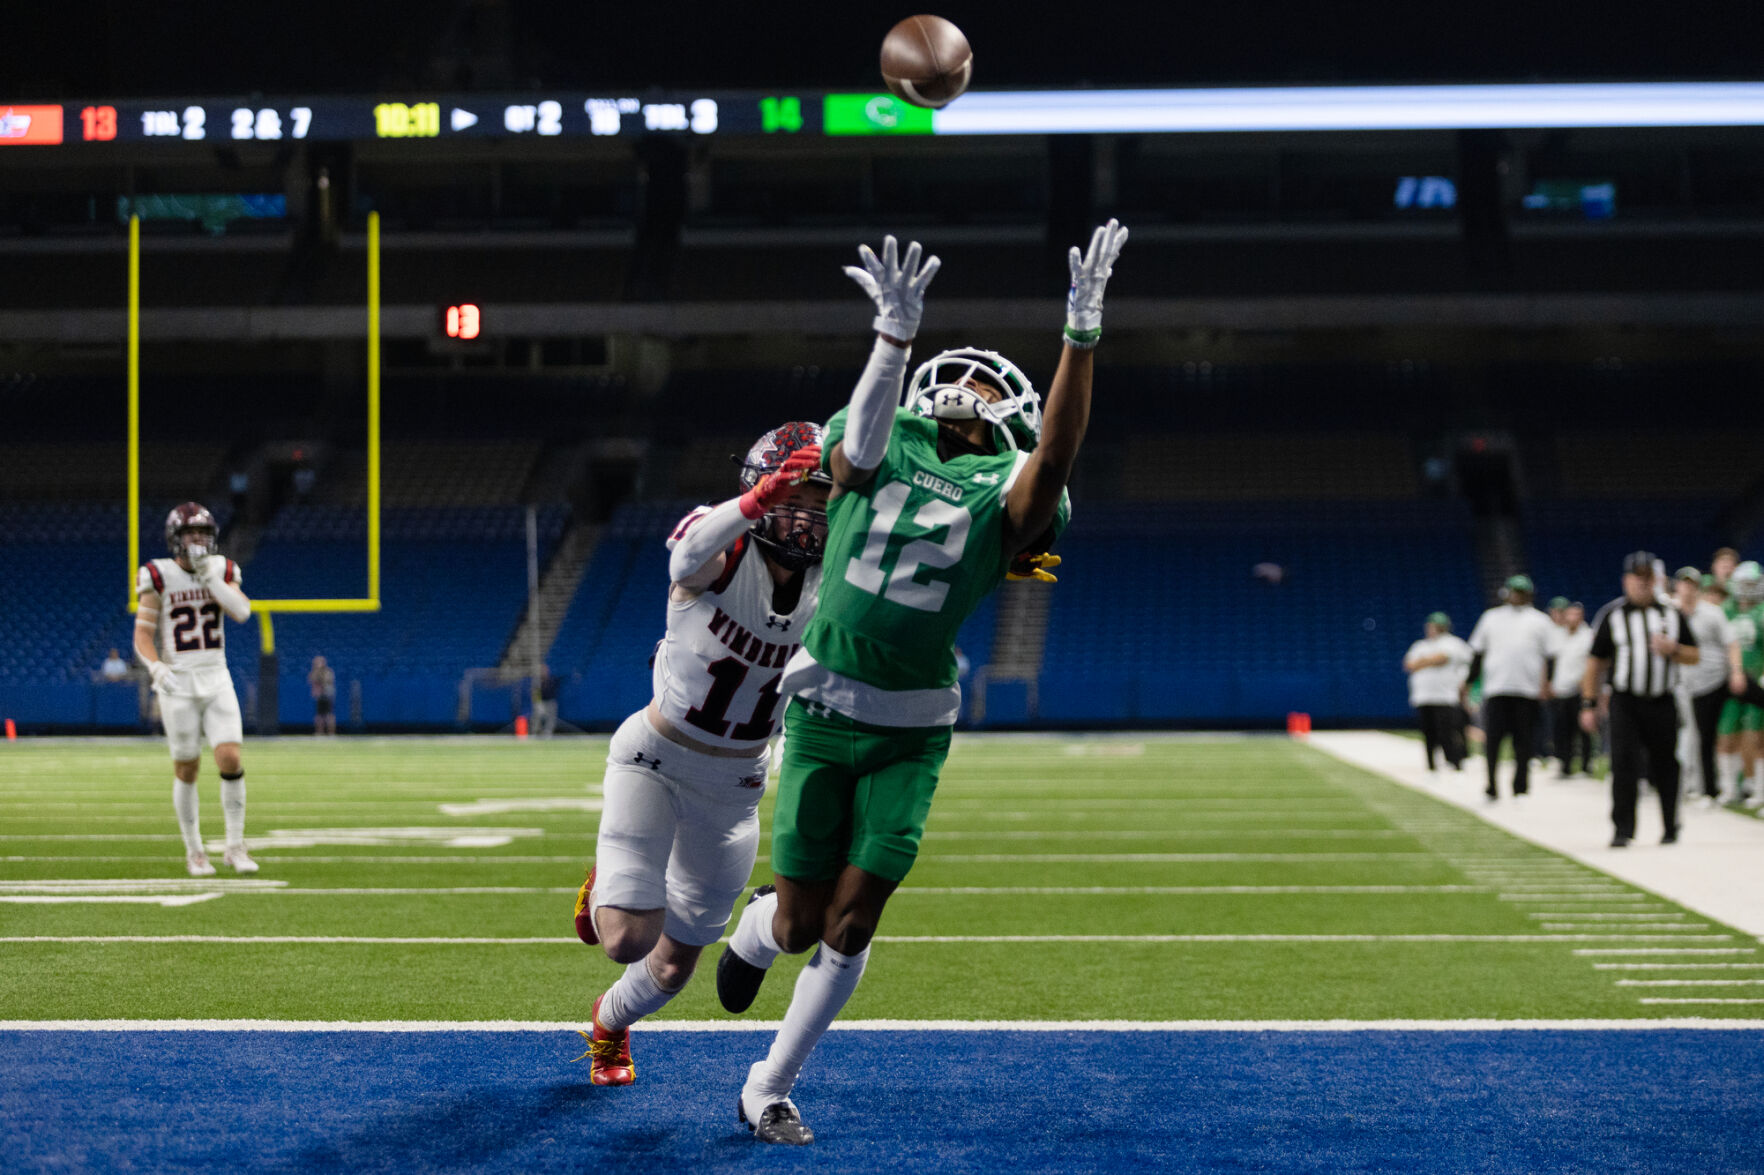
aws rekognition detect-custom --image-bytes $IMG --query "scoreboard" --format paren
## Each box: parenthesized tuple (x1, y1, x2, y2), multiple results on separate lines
(5, 83, 1764, 147)
(0, 93, 814, 145)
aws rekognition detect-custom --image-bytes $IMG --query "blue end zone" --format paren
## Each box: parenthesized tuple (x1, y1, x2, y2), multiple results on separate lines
(4, 1030, 1762, 1173)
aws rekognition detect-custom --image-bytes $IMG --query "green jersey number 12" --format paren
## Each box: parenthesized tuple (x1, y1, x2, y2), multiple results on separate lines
(844, 481, 971, 614)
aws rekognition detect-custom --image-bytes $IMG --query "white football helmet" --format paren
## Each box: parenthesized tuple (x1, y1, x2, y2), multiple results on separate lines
(1732, 561, 1764, 605)
(906, 347, 1041, 452)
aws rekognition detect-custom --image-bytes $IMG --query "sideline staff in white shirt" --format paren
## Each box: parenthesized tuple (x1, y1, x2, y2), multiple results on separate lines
(1467, 574, 1561, 800)
(1675, 569, 1730, 803)
(1549, 602, 1595, 777)
(1404, 611, 1472, 772)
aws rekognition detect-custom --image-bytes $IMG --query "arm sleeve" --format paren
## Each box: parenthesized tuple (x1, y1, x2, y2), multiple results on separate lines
(667, 501, 750, 584)
(208, 576, 251, 622)
(839, 337, 910, 473)
(1679, 611, 1698, 647)
(134, 566, 160, 629)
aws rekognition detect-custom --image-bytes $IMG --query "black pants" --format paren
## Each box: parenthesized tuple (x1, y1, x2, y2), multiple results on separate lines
(1417, 704, 1466, 770)
(1482, 695, 1540, 796)
(1690, 685, 1727, 799)
(1609, 693, 1681, 840)
(1550, 697, 1593, 775)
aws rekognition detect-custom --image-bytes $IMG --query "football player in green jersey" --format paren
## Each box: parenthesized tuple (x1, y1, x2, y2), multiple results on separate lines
(1718, 561, 1764, 803)
(717, 222, 1127, 1144)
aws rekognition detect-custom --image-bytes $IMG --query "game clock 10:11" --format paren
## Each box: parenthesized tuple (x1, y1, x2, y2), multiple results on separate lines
(374, 103, 441, 138)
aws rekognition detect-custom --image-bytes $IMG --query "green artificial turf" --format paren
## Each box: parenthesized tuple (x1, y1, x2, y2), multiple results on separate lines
(0, 735, 1750, 1021)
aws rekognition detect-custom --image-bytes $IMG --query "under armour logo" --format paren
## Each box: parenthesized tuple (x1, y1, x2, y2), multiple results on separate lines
(765, 616, 791, 631)
(972, 472, 1001, 486)
(802, 701, 833, 719)
(632, 752, 661, 770)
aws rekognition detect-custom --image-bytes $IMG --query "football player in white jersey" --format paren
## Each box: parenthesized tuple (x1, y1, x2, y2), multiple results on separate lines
(570, 422, 829, 1086)
(133, 502, 256, 877)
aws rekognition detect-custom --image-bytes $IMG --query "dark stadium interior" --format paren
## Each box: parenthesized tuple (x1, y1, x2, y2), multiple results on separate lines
(6, 5, 1764, 735)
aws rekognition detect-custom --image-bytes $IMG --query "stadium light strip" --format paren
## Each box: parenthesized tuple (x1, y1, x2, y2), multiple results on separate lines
(928, 82, 1764, 134)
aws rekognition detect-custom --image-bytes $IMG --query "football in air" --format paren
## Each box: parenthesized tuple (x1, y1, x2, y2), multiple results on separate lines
(881, 15, 973, 109)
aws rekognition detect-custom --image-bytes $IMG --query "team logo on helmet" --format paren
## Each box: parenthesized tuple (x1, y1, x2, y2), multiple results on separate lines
(906, 347, 1041, 452)
(164, 501, 218, 564)
(737, 422, 830, 571)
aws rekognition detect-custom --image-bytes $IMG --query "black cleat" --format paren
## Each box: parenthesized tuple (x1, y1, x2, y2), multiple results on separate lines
(717, 885, 775, 1014)
(1610, 834, 1631, 848)
(739, 1093, 814, 1145)
(1661, 826, 1679, 845)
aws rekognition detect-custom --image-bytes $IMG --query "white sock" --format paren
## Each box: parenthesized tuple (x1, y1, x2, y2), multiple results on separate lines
(220, 775, 245, 847)
(172, 780, 203, 855)
(751, 941, 869, 1099)
(728, 890, 782, 969)
(1718, 753, 1743, 799)
(599, 956, 680, 1032)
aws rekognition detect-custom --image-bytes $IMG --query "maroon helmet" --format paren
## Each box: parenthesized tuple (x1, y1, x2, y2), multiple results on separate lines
(737, 422, 830, 570)
(164, 502, 218, 563)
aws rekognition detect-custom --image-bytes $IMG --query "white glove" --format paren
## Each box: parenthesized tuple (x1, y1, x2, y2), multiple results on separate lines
(1064, 218, 1129, 349)
(843, 235, 940, 342)
(147, 660, 173, 693)
(185, 547, 214, 578)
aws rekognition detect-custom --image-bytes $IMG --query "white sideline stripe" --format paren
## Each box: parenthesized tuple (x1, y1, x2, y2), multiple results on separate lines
(1639, 999, 1764, 1005)
(4, 1018, 1762, 1033)
(1500, 894, 1649, 902)
(1594, 963, 1764, 970)
(0, 894, 220, 907)
(1618, 979, 1764, 986)
(0, 933, 1735, 945)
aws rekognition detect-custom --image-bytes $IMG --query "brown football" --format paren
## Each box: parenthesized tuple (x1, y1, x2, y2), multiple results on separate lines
(881, 15, 973, 109)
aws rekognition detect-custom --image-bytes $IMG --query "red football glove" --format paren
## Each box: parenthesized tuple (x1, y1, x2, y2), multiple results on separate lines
(739, 445, 823, 520)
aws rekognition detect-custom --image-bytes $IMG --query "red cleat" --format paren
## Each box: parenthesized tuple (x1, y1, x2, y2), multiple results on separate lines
(573, 866, 599, 945)
(573, 992, 634, 1086)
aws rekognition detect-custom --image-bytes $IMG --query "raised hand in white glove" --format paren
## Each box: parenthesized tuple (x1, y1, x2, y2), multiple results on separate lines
(1064, 218, 1129, 349)
(185, 547, 214, 579)
(147, 660, 173, 693)
(843, 235, 940, 342)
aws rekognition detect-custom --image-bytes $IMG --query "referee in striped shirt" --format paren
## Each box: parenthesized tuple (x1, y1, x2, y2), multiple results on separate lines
(1580, 551, 1701, 847)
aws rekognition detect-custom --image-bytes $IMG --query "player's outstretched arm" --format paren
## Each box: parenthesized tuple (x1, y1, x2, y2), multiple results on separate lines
(827, 235, 939, 491)
(1003, 219, 1127, 553)
(667, 445, 823, 592)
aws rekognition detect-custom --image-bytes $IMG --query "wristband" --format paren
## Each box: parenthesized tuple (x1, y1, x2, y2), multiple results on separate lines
(1062, 325, 1100, 350)
(1580, 697, 1598, 711)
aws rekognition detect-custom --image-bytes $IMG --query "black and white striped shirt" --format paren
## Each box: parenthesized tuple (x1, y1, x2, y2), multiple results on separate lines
(1588, 598, 1698, 698)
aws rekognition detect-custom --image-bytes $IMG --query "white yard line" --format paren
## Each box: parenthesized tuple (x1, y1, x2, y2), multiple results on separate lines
(1574, 947, 1756, 955)
(1639, 998, 1764, 1005)
(1594, 962, 1764, 969)
(0, 895, 220, 907)
(2, 1018, 1760, 1032)
(1309, 731, 1764, 941)
(1618, 979, 1764, 986)
(0, 933, 1734, 945)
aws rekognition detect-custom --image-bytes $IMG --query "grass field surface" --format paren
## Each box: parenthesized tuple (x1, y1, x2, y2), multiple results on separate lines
(3, 734, 1754, 1024)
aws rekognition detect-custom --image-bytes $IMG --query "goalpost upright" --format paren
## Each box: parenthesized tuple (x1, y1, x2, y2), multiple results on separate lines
(126, 211, 384, 661)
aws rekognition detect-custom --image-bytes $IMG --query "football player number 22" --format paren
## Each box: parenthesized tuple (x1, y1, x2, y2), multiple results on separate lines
(844, 481, 970, 612)
(169, 603, 223, 652)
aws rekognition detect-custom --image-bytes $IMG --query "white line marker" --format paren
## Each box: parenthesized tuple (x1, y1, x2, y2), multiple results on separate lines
(0, 894, 220, 907)
(1539, 924, 1706, 932)
(1593, 963, 1764, 970)
(1528, 912, 1682, 920)
(0, 879, 286, 893)
(1638, 998, 1764, 1005)
(1617, 979, 1764, 986)
(436, 799, 602, 816)
(4, 1018, 1761, 1033)
(1576, 948, 1756, 955)
(0, 933, 1734, 945)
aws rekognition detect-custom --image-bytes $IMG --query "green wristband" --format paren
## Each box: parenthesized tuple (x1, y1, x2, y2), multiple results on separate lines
(1063, 324, 1101, 349)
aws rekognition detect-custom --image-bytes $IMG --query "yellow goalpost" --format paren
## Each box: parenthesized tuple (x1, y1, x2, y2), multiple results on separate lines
(127, 211, 384, 657)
